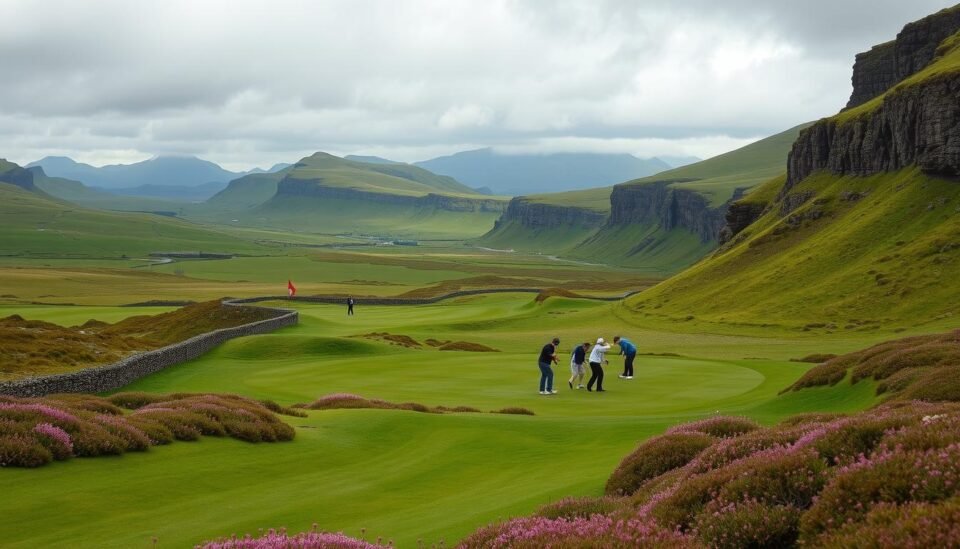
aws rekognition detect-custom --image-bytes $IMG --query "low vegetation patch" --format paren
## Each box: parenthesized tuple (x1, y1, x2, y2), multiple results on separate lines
(533, 288, 585, 303)
(784, 329, 960, 401)
(790, 353, 838, 364)
(438, 341, 499, 352)
(455, 399, 960, 548)
(0, 392, 295, 467)
(298, 394, 532, 416)
(199, 526, 388, 549)
(0, 301, 277, 381)
(355, 332, 422, 348)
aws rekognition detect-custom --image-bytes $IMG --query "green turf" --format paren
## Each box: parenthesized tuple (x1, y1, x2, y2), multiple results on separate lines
(0, 294, 885, 548)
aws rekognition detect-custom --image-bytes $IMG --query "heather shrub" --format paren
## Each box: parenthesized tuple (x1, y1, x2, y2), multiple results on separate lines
(259, 399, 308, 418)
(534, 496, 626, 520)
(70, 423, 128, 456)
(125, 416, 175, 445)
(902, 365, 960, 402)
(436, 405, 482, 413)
(48, 394, 123, 415)
(686, 427, 807, 474)
(792, 353, 838, 363)
(198, 526, 388, 548)
(665, 416, 759, 438)
(879, 413, 960, 451)
(713, 448, 827, 509)
(457, 514, 699, 548)
(694, 501, 801, 549)
(812, 414, 913, 465)
(799, 443, 960, 541)
(0, 433, 53, 467)
(107, 391, 169, 409)
(852, 342, 960, 382)
(91, 414, 150, 451)
(32, 423, 73, 460)
(876, 366, 927, 395)
(491, 407, 534, 415)
(814, 498, 960, 548)
(778, 412, 847, 427)
(783, 355, 858, 391)
(605, 433, 714, 496)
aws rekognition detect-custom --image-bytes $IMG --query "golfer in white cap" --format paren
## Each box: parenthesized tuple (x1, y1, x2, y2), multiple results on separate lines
(587, 337, 611, 392)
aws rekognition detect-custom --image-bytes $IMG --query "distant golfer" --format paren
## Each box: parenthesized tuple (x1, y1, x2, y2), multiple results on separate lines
(587, 337, 611, 392)
(569, 341, 590, 389)
(538, 337, 560, 395)
(347, 297, 355, 316)
(614, 336, 637, 379)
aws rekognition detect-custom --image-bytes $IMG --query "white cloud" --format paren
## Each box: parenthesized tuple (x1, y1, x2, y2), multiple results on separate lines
(0, 0, 955, 169)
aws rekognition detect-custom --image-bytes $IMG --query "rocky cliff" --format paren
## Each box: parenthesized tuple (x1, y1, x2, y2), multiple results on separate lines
(0, 163, 39, 192)
(490, 197, 606, 231)
(606, 180, 726, 243)
(276, 178, 507, 213)
(785, 11, 960, 199)
(846, 6, 960, 109)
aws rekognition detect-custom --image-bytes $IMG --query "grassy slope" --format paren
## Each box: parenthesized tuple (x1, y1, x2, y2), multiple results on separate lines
(477, 124, 809, 269)
(33, 174, 188, 213)
(0, 294, 883, 548)
(628, 168, 960, 330)
(0, 182, 265, 258)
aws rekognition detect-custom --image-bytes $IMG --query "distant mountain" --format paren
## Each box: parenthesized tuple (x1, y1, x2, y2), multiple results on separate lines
(26, 155, 288, 192)
(658, 155, 702, 168)
(26, 155, 243, 190)
(104, 181, 227, 201)
(414, 148, 671, 195)
(344, 155, 402, 165)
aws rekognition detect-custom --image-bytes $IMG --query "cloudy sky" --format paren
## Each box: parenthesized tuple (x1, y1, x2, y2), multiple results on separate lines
(1, 0, 954, 170)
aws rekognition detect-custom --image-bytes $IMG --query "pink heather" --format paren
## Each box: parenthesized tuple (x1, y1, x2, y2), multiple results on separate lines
(197, 530, 388, 548)
(0, 402, 79, 424)
(32, 422, 73, 453)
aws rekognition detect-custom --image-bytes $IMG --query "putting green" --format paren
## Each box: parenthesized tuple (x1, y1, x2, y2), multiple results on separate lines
(0, 295, 879, 547)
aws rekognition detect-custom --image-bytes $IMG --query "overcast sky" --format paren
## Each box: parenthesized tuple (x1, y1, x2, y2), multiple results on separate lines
(1, 0, 955, 170)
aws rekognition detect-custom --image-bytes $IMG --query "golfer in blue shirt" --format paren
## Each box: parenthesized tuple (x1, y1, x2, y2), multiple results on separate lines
(613, 336, 637, 379)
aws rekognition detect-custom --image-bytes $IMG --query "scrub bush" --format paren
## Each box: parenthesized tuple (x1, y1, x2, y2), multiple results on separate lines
(605, 433, 714, 496)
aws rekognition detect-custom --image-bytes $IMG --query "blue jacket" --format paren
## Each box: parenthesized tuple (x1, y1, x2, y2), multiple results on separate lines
(619, 338, 637, 356)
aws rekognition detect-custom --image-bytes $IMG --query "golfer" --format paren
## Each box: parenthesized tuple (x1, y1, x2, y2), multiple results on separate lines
(347, 297, 355, 316)
(587, 337, 611, 392)
(614, 336, 637, 379)
(568, 341, 590, 389)
(538, 337, 560, 395)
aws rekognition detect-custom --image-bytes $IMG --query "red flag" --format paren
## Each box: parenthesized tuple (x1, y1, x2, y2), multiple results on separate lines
(287, 280, 296, 297)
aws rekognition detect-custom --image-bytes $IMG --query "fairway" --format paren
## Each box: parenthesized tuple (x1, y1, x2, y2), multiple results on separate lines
(0, 294, 879, 547)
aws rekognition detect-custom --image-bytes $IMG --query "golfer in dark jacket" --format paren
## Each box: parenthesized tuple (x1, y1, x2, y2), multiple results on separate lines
(568, 341, 590, 389)
(347, 297, 355, 316)
(538, 337, 560, 395)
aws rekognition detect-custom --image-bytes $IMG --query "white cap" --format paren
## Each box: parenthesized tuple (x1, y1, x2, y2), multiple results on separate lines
(596, 337, 605, 345)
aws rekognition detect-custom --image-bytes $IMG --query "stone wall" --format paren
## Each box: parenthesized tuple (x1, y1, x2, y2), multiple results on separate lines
(0, 302, 298, 397)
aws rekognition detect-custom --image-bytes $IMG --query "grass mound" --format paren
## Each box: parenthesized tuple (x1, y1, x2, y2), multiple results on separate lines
(784, 329, 960, 401)
(0, 392, 294, 467)
(438, 341, 499, 352)
(0, 301, 277, 381)
(299, 394, 532, 416)
(356, 332, 422, 348)
(458, 400, 960, 547)
(534, 288, 584, 303)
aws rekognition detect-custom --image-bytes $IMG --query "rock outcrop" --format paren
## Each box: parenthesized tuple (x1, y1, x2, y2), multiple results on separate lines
(718, 198, 768, 244)
(0, 163, 39, 192)
(607, 180, 726, 243)
(785, 8, 960, 197)
(276, 178, 507, 213)
(490, 198, 606, 231)
(846, 6, 960, 109)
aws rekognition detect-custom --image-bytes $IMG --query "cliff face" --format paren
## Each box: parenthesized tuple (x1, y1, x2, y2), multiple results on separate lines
(607, 181, 726, 243)
(276, 178, 506, 213)
(0, 165, 38, 192)
(786, 76, 960, 193)
(846, 6, 960, 109)
(491, 198, 606, 231)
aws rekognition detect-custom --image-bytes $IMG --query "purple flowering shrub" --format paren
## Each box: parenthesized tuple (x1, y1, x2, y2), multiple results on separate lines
(0, 393, 295, 467)
(453, 400, 960, 548)
(665, 415, 760, 438)
(605, 432, 715, 496)
(198, 526, 389, 549)
(301, 394, 534, 416)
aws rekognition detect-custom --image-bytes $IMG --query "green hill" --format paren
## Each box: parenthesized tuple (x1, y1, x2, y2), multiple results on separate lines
(478, 124, 808, 272)
(32, 172, 187, 213)
(627, 23, 960, 330)
(195, 152, 509, 240)
(0, 161, 263, 258)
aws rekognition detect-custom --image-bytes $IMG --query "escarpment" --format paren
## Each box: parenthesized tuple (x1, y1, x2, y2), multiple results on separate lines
(607, 181, 726, 243)
(490, 198, 606, 231)
(0, 163, 39, 192)
(846, 6, 960, 109)
(276, 178, 507, 213)
(785, 10, 960, 198)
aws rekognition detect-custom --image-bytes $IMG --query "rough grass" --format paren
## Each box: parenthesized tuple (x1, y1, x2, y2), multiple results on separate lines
(785, 329, 960, 402)
(0, 301, 276, 381)
(298, 394, 526, 416)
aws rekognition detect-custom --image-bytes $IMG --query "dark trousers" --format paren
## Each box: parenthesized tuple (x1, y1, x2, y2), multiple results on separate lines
(587, 362, 604, 391)
(623, 353, 635, 377)
(538, 362, 554, 392)
(347, 304, 354, 315)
